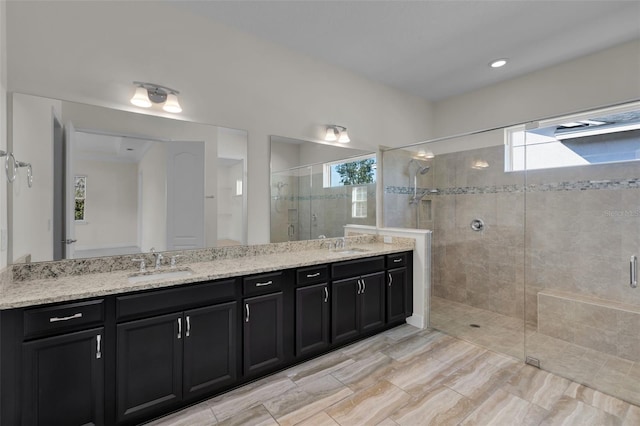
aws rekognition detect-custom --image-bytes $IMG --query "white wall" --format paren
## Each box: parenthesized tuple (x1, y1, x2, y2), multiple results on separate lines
(6, 1, 434, 245)
(74, 159, 138, 249)
(10, 94, 61, 262)
(433, 40, 640, 138)
(0, 0, 7, 268)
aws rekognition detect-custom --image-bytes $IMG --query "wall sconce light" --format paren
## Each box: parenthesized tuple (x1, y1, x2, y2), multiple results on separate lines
(325, 125, 350, 143)
(131, 81, 182, 113)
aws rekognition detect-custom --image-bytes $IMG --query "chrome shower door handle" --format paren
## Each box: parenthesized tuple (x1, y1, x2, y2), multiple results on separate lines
(631, 255, 638, 288)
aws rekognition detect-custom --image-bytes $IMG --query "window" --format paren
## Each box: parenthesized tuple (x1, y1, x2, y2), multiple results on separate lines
(351, 186, 367, 218)
(74, 176, 87, 221)
(323, 154, 376, 188)
(505, 102, 640, 172)
(235, 179, 243, 196)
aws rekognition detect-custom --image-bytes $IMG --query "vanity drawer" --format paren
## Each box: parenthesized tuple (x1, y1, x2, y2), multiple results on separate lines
(387, 253, 408, 268)
(116, 279, 237, 322)
(243, 272, 283, 296)
(297, 265, 329, 286)
(23, 299, 105, 339)
(331, 256, 385, 280)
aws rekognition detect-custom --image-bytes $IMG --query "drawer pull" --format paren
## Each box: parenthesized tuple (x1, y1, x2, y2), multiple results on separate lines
(324, 287, 328, 303)
(393, 259, 402, 263)
(49, 312, 83, 323)
(177, 318, 182, 339)
(256, 280, 273, 287)
(96, 334, 102, 359)
(306, 272, 321, 278)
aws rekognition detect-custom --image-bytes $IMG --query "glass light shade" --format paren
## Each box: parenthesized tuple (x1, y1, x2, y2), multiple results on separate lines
(338, 129, 350, 143)
(424, 150, 435, 159)
(130, 86, 152, 108)
(162, 93, 182, 113)
(325, 127, 338, 141)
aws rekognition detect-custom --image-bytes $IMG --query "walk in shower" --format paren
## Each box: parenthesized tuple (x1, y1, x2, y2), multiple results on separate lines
(382, 100, 640, 405)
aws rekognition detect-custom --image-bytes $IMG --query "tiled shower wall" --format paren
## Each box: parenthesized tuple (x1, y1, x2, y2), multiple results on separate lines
(383, 138, 640, 330)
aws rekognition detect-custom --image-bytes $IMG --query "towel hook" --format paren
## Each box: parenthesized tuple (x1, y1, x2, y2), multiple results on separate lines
(17, 161, 33, 188)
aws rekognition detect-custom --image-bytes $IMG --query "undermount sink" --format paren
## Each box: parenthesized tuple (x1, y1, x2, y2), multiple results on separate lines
(333, 248, 369, 255)
(128, 269, 193, 284)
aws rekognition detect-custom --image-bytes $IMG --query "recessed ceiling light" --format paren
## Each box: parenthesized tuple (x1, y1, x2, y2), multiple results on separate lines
(489, 58, 508, 68)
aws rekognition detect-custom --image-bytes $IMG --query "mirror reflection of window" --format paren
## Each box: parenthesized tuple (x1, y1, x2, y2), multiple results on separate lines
(351, 186, 367, 218)
(323, 154, 377, 188)
(74, 176, 87, 222)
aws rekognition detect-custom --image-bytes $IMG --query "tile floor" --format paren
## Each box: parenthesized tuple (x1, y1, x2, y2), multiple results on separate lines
(147, 324, 640, 425)
(431, 296, 640, 407)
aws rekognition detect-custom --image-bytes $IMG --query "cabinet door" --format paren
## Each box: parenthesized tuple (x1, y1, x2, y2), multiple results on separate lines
(22, 327, 104, 426)
(243, 292, 284, 376)
(331, 278, 360, 344)
(296, 283, 329, 356)
(183, 302, 237, 399)
(116, 313, 182, 423)
(360, 272, 386, 333)
(387, 268, 407, 323)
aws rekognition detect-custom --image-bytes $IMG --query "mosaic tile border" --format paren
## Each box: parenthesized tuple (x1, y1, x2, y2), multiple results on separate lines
(385, 178, 640, 197)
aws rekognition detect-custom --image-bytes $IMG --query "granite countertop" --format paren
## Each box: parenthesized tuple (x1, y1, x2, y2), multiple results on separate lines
(0, 242, 412, 309)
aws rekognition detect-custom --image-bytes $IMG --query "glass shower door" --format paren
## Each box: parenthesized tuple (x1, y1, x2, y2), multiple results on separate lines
(522, 105, 640, 405)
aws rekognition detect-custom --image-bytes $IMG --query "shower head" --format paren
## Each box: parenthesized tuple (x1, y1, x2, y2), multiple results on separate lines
(409, 159, 430, 175)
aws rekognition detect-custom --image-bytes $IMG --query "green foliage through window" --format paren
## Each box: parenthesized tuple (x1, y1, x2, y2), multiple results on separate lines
(332, 158, 376, 186)
(75, 176, 86, 221)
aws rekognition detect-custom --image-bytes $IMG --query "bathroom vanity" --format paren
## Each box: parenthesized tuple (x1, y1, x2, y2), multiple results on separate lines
(0, 239, 413, 425)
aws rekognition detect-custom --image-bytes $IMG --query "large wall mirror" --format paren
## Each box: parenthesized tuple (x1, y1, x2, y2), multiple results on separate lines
(10, 93, 248, 263)
(270, 136, 376, 242)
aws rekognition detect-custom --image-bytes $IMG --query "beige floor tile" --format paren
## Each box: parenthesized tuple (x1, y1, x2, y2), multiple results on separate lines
(541, 396, 623, 426)
(331, 351, 396, 391)
(461, 388, 548, 426)
(326, 380, 411, 425)
(564, 382, 631, 419)
(295, 411, 339, 426)
(390, 386, 476, 426)
(503, 365, 571, 410)
(145, 402, 217, 426)
(216, 405, 277, 426)
(623, 404, 640, 426)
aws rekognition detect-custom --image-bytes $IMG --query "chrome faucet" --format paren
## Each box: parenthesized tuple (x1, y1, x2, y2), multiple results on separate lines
(334, 237, 346, 250)
(150, 248, 164, 270)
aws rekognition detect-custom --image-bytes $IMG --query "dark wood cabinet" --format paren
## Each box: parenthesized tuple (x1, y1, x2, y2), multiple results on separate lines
(116, 313, 182, 424)
(116, 301, 238, 423)
(387, 268, 407, 323)
(243, 292, 284, 376)
(295, 282, 330, 356)
(183, 302, 237, 399)
(22, 327, 105, 426)
(331, 271, 385, 344)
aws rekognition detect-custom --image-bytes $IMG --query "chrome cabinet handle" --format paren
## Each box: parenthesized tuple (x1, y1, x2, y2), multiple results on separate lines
(393, 259, 402, 263)
(631, 255, 638, 288)
(245, 304, 250, 322)
(186, 316, 191, 337)
(96, 334, 102, 359)
(256, 280, 273, 287)
(388, 273, 393, 287)
(356, 279, 362, 295)
(324, 287, 328, 303)
(49, 312, 82, 322)
(362, 279, 366, 294)
(307, 272, 321, 278)
(177, 318, 182, 339)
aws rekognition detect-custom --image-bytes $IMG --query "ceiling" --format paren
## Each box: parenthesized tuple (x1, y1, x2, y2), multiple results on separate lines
(173, 0, 640, 101)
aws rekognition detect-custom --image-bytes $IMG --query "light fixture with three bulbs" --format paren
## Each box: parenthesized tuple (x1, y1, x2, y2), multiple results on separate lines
(130, 81, 182, 113)
(324, 125, 350, 143)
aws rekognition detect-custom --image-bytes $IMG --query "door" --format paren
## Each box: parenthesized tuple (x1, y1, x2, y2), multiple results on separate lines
(360, 272, 386, 333)
(183, 302, 237, 399)
(166, 141, 205, 250)
(22, 328, 104, 426)
(331, 278, 360, 344)
(64, 121, 76, 259)
(295, 283, 330, 356)
(116, 313, 182, 423)
(243, 292, 284, 376)
(387, 268, 407, 323)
